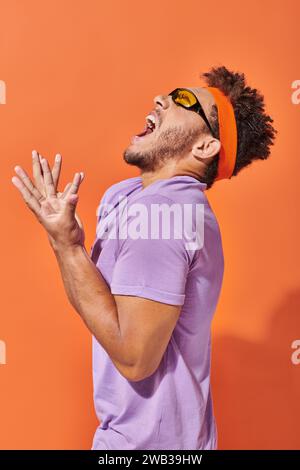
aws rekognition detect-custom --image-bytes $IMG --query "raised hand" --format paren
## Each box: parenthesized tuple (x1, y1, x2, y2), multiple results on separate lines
(31, 150, 84, 232)
(32, 150, 62, 195)
(12, 154, 85, 250)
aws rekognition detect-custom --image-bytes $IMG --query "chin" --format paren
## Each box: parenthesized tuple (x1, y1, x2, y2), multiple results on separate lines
(123, 147, 156, 172)
(123, 148, 142, 165)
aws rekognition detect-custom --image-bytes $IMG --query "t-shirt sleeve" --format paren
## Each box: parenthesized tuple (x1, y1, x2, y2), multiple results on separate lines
(110, 195, 194, 306)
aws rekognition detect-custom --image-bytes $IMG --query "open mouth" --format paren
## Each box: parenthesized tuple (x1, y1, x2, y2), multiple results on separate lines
(133, 114, 157, 140)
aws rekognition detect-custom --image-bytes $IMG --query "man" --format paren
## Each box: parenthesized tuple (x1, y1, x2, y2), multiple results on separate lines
(11, 66, 277, 450)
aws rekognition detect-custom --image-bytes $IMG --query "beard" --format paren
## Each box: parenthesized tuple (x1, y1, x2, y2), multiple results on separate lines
(123, 125, 201, 172)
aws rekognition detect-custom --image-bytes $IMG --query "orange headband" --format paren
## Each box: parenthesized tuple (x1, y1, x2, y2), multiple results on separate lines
(204, 86, 238, 181)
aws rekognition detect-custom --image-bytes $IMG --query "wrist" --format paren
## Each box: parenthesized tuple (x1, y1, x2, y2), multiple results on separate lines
(50, 239, 85, 256)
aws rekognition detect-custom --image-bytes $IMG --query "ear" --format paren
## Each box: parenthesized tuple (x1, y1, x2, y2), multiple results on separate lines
(191, 136, 221, 161)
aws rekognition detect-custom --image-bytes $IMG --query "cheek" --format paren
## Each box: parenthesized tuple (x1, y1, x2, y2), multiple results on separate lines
(175, 109, 197, 132)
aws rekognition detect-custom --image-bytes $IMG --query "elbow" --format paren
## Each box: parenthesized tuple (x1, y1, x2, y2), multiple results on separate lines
(111, 347, 160, 382)
(117, 363, 156, 382)
(125, 368, 154, 382)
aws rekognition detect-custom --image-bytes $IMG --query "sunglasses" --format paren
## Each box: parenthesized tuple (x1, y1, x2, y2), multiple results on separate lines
(168, 88, 215, 137)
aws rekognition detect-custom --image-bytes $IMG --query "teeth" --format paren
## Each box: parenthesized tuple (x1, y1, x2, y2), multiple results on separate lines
(146, 114, 156, 128)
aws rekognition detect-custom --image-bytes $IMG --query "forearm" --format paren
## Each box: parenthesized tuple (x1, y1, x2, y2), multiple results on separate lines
(51, 242, 136, 375)
(11, 155, 140, 377)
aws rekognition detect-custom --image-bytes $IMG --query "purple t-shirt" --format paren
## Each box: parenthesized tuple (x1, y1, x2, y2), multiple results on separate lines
(90, 175, 224, 450)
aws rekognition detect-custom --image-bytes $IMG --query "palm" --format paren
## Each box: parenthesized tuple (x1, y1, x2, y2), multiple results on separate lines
(33, 152, 84, 234)
(40, 195, 84, 246)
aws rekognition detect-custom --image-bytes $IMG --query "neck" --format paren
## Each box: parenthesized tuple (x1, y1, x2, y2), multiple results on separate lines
(140, 163, 204, 189)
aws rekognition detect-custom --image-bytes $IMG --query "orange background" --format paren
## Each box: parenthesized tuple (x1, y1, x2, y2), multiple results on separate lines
(1, 0, 300, 449)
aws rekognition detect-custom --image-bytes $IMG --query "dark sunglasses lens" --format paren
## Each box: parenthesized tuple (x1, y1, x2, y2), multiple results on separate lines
(172, 89, 197, 108)
(170, 89, 213, 136)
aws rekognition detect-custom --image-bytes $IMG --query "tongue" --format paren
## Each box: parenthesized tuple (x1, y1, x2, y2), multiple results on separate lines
(136, 125, 153, 137)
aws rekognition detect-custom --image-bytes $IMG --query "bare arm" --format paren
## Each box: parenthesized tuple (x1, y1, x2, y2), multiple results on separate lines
(52, 243, 128, 374)
(11, 152, 181, 381)
(52, 243, 180, 381)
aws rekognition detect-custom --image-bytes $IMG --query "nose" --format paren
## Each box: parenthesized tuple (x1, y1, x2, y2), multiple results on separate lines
(153, 94, 170, 110)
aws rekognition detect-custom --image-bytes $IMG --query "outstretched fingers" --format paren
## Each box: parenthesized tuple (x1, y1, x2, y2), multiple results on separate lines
(12, 175, 41, 215)
(62, 172, 84, 199)
(41, 158, 57, 198)
(32, 150, 44, 193)
(51, 154, 62, 190)
(33, 150, 62, 194)
(14, 165, 44, 203)
(62, 182, 72, 195)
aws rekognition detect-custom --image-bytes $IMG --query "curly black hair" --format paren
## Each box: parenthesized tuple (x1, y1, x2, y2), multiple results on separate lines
(199, 66, 277, 189)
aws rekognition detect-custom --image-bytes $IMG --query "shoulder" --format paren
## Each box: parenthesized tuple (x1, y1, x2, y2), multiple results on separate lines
(127, 176, 221, 244)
